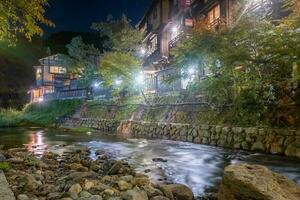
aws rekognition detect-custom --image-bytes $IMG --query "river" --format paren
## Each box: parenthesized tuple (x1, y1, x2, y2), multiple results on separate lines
(0, 127, 300, 196)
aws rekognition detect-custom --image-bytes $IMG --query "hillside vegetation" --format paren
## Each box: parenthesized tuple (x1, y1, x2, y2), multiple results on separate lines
(0, 100, 82, 127)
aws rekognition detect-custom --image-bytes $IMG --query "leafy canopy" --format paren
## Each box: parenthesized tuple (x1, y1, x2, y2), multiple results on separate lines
(92, 15, 143, 93)
(171, 1, 300, 126)
(65, 36, 100, 87)
(99, 51, 140, 89)
(0, 0, 54, 43)
(91, 15, 144, 53)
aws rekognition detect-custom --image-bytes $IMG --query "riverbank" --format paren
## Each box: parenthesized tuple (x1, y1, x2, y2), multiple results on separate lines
(0, 139, 300, 200)
(0, 145, 198, 200)
(0, 100, 82, 128)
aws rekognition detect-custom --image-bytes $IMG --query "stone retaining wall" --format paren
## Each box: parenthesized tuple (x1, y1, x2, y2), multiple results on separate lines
(117, 120, 300, 159)
(61, 118, 120, 132)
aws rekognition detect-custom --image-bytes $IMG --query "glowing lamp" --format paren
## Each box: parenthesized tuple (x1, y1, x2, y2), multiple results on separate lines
(136, 73, 145, 85)
(115, 79, 122, 86)
(188, 67, 195, 75)
(140, 48, 146, 55)
(93, 83, 100, 88)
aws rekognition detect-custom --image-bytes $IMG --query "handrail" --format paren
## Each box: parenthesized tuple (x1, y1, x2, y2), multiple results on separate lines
(44, 88, 88, 101)
(208, 18, 226, 29)
(169, 31, 185, 48)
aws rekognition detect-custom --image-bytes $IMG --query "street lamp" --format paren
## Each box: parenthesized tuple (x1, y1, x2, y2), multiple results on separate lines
(93, 82, 100, 89)
(140, 48, 146, 55)
(136, 72, 145, 85)
(115, 79, 122, 86)
(188, 67, 195, 75)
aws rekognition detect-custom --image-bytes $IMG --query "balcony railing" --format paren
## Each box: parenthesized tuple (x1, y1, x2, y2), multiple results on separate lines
(144, 49, 161, 66)
(208, 18, 226, 30)
(169, 31, 185, 48)
(44, 88, 88, 101)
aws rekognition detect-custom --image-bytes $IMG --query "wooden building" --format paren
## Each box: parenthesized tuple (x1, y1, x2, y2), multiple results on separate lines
(139, 0, 238, 94)
(30, 54, 87, 102)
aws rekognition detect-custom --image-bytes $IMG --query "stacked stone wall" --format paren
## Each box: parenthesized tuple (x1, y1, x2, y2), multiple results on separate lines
(118, 120, 300, 158)
(62, 118, 120, 132)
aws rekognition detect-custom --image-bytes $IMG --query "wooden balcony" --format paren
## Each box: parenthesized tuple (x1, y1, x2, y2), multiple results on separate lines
(169, 31, 185, 48)
(143, 49, 161, 66)
(208, 18, 226, 30)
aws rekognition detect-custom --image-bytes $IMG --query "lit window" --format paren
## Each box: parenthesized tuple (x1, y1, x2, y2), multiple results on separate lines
(208, 4, 220, 24)
(50, 66, 67, 74)
(36, 68, 42, 80)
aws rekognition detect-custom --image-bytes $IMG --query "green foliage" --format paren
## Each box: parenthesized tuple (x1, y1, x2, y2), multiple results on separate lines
(0, 0, 54, 44)
(23, 99, 82, 125)
(0, 162, 10, 171)
(0, 99, 82, 127)
(91, 15, 144, 53)
(99, 51, 141, 91)
(24, 155, 39, 166)
(0, 109, 23, 127)
(92, 16, 144, 98)
(65, 36, 100, 87)
(171, 9, 300, 126)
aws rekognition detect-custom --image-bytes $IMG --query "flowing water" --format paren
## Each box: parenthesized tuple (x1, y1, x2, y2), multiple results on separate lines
(0, 127, 300, 196)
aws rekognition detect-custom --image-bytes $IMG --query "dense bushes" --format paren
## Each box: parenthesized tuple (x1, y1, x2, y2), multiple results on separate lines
(171, 10, 300, 127)
(0, 99, 82, 127)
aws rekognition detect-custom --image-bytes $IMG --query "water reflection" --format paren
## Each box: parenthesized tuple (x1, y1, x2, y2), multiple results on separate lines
(26, 131, 48, 157)
(0, 128, 300, 196)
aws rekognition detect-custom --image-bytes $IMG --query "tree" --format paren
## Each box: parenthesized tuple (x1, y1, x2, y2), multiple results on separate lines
(91, 15, 144, 53)
(99, 52, 141, 92)
(65, 36, 100, 88)
(171, 5, 300, 126)
(92, 16, 145, 100)
(0, 0, 54, 44)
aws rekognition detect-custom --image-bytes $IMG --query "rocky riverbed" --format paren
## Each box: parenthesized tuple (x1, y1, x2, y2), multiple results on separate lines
(0, 145, 202, 200)
(1, 144, 300, 200)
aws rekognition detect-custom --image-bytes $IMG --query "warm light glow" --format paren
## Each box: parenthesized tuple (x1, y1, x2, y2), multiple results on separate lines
(27, 131, 47, 157)
(38, 97, 44, 102)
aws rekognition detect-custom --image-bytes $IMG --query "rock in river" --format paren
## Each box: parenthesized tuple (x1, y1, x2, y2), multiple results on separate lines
(122, 188, 148, 200)
(218, 164, 300, 200)
(160, 184, 194, 200)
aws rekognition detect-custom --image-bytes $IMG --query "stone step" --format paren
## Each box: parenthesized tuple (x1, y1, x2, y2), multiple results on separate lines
(0, 171, 15, 200)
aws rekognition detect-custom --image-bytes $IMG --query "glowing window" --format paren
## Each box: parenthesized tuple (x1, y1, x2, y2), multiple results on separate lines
(208, 4, 220, 24)
(50, 66, 67, 74)
(36, 68, 42, 80)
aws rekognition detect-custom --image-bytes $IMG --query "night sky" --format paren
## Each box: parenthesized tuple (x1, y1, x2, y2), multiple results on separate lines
(45, 0, 152, 36)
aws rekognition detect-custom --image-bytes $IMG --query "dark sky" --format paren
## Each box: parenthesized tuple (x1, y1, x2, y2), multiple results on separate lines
(45, 0, 152, 36)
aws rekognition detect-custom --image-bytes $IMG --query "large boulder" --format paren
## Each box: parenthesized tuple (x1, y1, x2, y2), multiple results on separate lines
(160, 184, 194, 200)
(218, 164, 300, 200)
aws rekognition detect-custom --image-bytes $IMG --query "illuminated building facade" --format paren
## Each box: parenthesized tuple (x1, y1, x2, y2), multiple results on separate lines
(139, 0, 238, 94)
(30, 54, 87, 102)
